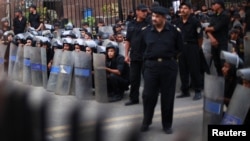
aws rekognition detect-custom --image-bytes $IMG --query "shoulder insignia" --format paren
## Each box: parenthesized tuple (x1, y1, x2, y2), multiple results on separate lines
(176, 27, 181, 32)
(141, 26, 147, 30)
(197, 27, 201, 34)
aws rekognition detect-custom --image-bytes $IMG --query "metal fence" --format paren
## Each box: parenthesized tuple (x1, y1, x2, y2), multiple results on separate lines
(7, 0, 154, 28)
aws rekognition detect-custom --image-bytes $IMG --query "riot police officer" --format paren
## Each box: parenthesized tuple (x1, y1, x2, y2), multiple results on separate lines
(105, 42, 130, 102)
(204, 0, 230, 76)
(124, 3, 149, 106)
(140, 6, 183, 134)
(174, 2, 203, 100)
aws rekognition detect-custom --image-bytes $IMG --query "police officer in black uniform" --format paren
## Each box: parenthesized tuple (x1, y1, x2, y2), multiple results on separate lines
(175, 2, 203, 100)
(205, 0, 230, 76)
(124, 4, 149, 106)
(140, 6, 183, 134)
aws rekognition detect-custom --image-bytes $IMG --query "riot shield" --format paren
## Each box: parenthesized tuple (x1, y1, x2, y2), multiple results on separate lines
(202, 73, 225, 141)
(12, 46, 24, 82)
(0, 44, 7, 78)
(30, 47, 43, 87)
(47, 49, 63, 92)
(55, 51, 74, 95)
(73, 51, 93, 99)
(102, 39, 112, 47)
(93, 53, 108, 103)
(221, 84, 250, 125)
(97, 46, 106, 54)
(244, 32, 250, 67)
(23, 46, 32, 85)
(98, 26, 113, 35)
(8, 43, 18, 79)
(41, 48, 47, 88)
(202, 38, 212, 68)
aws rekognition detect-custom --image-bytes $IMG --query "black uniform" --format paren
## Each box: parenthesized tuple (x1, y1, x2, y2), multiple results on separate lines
(13, 16, 27, 35)
(106, 54, 130, 101)
(175, 15, 203, 97)
(208, 10, 230, 76)
(125, 18, 149, 103)
(141, 22, 183, 131)
(29, 12, 40, 29)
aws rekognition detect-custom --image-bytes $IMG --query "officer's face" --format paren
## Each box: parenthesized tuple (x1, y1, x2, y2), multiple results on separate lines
(107, 48, 115, 59)
(75, 45, 81, 52)
(26, 40, 32, 46)
(85, 47, 92, 54)
(222, 62, 231, 77)
(152, 13, 166, 26)
(136, 9, 147, 19)
(242, 79, 250, 88)
(63, 44, 70, 51)
(180, 5, 191, 16)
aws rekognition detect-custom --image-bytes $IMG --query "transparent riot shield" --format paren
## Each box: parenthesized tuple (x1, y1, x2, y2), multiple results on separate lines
(73, 51, 93, 99)
(244, 32, 250, 67)
(47, 49, 63, 92)
(202, 38, 212, 68)
(0, 44, 7, 78)
(55, 51, 74, 95)
(41, 48, 47, 88)
(8, 43, 18, 79)
(202, 73, 225, 141)
(221, 84, 250, 125)
(23, 46, 32, 85)
(30, 47, 43, 87)
(98, 26, 113, 35)
(93, 53, 108, 103)
(12, 46, 24, 82)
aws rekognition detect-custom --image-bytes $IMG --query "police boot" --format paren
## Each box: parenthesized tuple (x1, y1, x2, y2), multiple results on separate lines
(193, 92, 202, 100)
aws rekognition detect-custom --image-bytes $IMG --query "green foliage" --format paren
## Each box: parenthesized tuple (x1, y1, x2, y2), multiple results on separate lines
(102, 2, 119, 16)
(82, 16, 96, 27)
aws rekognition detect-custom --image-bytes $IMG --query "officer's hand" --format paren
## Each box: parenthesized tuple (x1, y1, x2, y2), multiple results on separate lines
(244, 36, 249, 40)
(125, 56, 130, 64)
(210, 38, 218, 47)
(48, 62, 52, 70)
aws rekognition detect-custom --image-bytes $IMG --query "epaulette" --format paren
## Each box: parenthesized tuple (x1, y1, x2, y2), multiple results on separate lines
(173, 24, 181, 32)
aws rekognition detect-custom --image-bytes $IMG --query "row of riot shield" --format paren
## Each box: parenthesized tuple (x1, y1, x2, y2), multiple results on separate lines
(202, 73, 250, 141)
(6, 43, 48, 87)
(46, 50, 109, 102)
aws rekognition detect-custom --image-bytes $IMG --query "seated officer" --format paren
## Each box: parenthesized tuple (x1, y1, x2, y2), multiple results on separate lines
(236, 68, 250, 125)
(220, 51, 243, 107)
(105, 42, 130, 102)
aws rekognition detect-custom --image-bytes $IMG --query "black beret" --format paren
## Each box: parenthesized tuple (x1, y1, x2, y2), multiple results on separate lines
(151, 6, 168, 16)
(213, 0, 225, 9)
(136, 4, 148, 11)
(180, 2, 192, 9)
(29, 4, 37, 9)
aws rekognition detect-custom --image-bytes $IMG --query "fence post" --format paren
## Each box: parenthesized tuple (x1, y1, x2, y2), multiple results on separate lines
(118, 0, 123, 22)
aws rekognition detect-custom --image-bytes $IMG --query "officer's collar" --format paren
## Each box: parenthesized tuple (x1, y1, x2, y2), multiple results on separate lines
(150, 22, 170, 31)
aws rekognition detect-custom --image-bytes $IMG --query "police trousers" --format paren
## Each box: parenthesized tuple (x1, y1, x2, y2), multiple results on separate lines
(179, 44, 202, 93)
(142, 59, 178, 129)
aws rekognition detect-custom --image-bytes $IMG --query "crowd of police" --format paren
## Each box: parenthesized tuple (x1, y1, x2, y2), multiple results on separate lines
(0, 0, 250, 138)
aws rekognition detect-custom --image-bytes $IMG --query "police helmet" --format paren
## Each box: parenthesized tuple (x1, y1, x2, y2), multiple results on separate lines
(84, 40, 97, 53)
(220, 51, 243, 69)
(101, 32, 110, 40)
(65, 22, 74, 30)
(40, 36, 51, 47)
(44, 24, 54, 31)
(51, 38, 63, 49)
(74, 38, 85, 46)
(3, 30, 14, 37)
(237, 68, 250, 81)
(14, 33, 25, 42)
(106, 41, 119, 55)
(61, 30, 76, 38)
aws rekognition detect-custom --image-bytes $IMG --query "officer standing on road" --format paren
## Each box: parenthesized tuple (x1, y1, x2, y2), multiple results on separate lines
(204, 0, 230, 76)
(140, 6, 183, 134)
(124, 4, 149, 106)
(174, 2, 203, 100)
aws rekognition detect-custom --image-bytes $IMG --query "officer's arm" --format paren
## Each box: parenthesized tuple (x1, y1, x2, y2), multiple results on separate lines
(125, 41, 130, 58)
(175, 29, 183, 59)
(205, 15, 229, 32)
(106, 68, 121, 75)
(197, 21, 204, 48)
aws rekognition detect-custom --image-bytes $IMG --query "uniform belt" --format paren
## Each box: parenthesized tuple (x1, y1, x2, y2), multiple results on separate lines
(146, 57, 175, 62)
